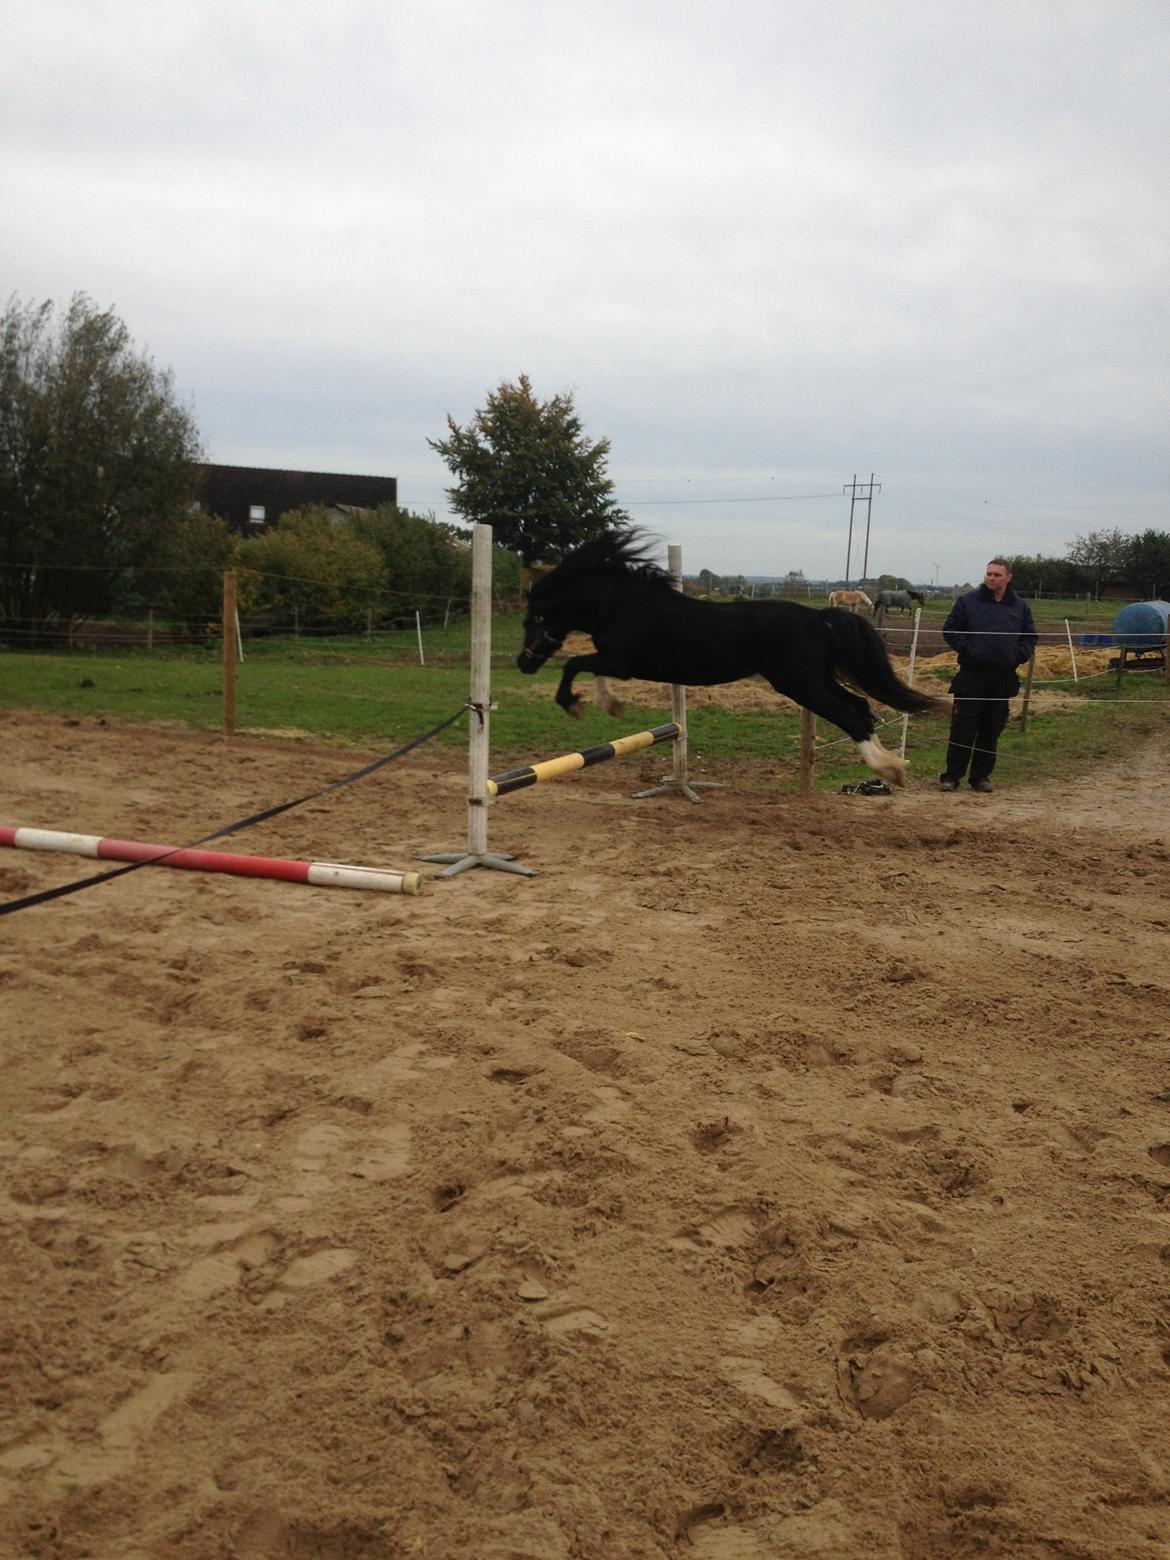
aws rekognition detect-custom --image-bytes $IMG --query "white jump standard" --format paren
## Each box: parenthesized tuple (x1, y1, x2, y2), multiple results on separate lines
(420, 523, 538, 877)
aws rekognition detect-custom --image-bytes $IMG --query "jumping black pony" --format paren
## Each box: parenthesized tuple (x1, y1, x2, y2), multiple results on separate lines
(517, 531, 944, 786)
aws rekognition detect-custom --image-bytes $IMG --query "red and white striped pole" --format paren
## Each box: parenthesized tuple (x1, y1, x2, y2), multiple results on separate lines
(0, 827, 421, 895)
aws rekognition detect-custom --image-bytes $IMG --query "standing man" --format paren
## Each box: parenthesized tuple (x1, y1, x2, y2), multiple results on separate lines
(939, 558, 1037, 793)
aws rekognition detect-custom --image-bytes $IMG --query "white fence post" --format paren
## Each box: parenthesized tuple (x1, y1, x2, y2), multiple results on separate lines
(899, 606, 922, 759)
(633, 543, 720, 804)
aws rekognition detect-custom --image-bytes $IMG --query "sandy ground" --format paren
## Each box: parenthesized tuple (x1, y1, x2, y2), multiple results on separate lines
(2, 707, 1170, 1560)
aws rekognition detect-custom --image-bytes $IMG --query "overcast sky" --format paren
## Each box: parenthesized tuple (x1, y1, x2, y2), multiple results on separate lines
(3, 0, 1167, 584)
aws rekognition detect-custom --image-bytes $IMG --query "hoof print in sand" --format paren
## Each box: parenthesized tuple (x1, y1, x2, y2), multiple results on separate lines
(670, 1203, 765, 1253)
(43, 1370, 197, 1489)
(483, 1060, 543, 1085)
(177, 1231, 281, 1301)
(293, 1119, 411, 1191)
(837, 1339, 917, 1420)
(525, 1293, 613, 1339)
(717, 1356, 802, 1416)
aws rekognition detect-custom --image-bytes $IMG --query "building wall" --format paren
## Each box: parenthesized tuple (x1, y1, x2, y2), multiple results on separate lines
(198, 464, 398, 533)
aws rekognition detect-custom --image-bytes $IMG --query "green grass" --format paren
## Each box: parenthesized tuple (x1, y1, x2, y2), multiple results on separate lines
(2, 615, 1166, 795)
(0, 643, 791, 767)
(1013, 596, 1121, 627)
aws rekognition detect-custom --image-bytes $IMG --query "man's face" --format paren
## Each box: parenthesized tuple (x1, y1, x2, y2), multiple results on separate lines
(985, 563, 1010, 597)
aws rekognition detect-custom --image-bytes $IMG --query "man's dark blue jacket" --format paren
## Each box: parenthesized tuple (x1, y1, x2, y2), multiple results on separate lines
(943, 584, 1037, 674)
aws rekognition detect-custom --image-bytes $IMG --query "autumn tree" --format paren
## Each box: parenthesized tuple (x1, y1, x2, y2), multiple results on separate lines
(0, 293, 202, 642)
(428, 374, 629, 564)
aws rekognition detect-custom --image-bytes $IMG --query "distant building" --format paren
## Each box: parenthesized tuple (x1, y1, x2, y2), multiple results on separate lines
(197, 463, 398, 534)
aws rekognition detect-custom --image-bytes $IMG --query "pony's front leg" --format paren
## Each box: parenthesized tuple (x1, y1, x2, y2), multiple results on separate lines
(555, 654, 615, 718)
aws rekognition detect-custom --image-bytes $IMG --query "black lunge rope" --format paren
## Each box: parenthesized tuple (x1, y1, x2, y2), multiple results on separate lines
(0, 708, 466, 917)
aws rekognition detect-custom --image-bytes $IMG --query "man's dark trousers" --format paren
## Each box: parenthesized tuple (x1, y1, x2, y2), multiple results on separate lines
(942, 667, 1016, 786)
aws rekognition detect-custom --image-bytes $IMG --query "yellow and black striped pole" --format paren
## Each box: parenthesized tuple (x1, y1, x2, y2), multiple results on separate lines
(488, 724, 681, 798)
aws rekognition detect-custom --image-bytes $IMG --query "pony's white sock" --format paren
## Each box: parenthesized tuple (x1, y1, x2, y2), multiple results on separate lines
(857, 738, 908, 787)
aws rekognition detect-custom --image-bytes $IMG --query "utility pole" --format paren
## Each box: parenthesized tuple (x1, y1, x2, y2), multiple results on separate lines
(843, 473, 881, 585)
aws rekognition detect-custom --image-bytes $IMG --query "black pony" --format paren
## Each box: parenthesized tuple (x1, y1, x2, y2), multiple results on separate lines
(518, 530, 943, 786)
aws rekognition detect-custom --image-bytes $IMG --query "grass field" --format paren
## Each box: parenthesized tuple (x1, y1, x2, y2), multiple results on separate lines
(3, 602, 1166, 795)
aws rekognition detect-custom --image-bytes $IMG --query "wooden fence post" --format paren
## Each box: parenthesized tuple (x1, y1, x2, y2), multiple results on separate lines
(1018, 647, 1036, 733)
(222, 571, 237, 735)
(799, 708, 816, 795)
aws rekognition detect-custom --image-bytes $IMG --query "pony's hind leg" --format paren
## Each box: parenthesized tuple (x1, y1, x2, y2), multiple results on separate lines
(767, 671, 908, 786)
(593, 676, 625, 718)
(855, 735, 907, 787)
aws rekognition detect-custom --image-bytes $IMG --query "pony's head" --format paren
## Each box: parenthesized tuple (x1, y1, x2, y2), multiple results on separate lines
(516, 528, 668, 674)
(517, 588, 567, 674)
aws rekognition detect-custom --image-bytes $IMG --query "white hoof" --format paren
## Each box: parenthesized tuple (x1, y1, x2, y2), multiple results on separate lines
(857, 738, 907, 787)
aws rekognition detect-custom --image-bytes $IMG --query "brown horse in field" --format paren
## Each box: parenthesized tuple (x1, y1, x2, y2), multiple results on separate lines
(828, 589, 873, 613)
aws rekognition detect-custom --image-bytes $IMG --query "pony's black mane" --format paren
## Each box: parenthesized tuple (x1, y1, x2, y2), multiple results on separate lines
(535, 529, 673, 595)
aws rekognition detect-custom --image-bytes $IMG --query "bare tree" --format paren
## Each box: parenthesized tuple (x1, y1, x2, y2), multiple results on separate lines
(1066, 528, 1130, 599)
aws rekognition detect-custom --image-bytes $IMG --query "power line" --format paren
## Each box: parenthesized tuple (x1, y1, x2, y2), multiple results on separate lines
(621, 490, 840, 507)
(401, 488, 840, 516)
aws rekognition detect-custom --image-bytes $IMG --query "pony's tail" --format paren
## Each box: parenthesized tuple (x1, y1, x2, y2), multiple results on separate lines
(820, 608, 945, 715)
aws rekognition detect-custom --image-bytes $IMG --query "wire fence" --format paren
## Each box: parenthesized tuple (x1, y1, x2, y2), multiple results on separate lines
(3, 562, 1165, 800)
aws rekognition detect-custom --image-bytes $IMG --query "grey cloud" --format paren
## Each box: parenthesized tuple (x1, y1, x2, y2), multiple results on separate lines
(2, 0, 1166, 582)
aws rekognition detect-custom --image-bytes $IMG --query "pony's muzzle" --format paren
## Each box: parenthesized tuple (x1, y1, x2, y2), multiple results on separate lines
(518, 628, 558, 673)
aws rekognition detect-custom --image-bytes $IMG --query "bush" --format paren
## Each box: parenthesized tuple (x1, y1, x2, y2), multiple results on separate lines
(344, 505, 522, 620)
(238, 507, 386, 631)
(343, 505, 469, 621)
(138, 510, 238, 632)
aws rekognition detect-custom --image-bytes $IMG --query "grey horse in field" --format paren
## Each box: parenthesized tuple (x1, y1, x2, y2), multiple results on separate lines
(872, 588, 925, 616)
